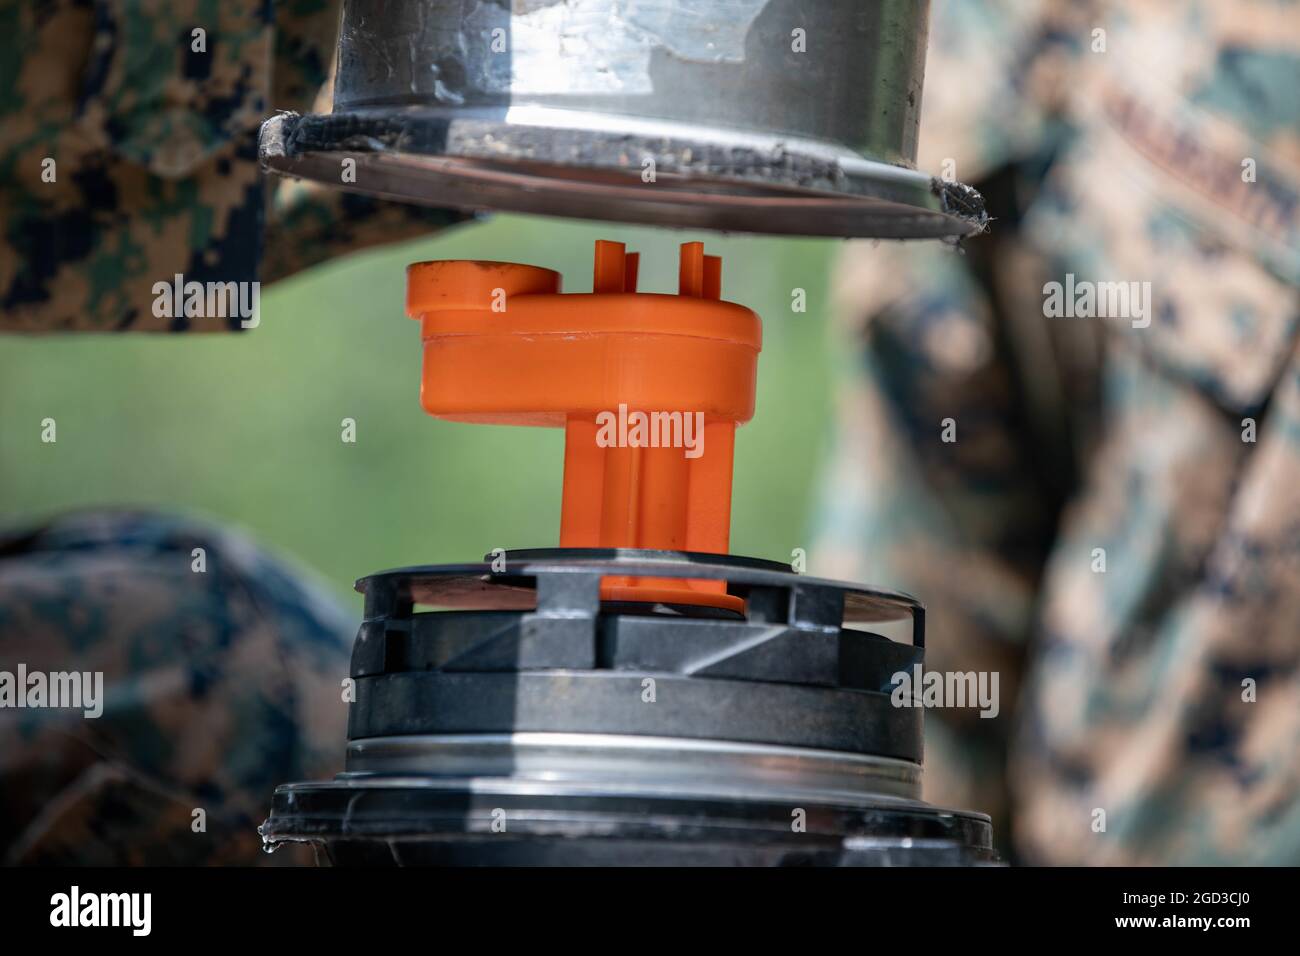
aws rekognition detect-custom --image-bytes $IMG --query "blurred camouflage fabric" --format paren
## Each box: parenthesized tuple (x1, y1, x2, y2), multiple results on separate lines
(0, 0, 463, 332)
(815, 0, 1300, 863)
(0, 510, 352, 865)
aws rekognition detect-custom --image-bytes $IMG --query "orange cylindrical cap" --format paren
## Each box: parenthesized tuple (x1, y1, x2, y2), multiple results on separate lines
(406, 240, 762, 609)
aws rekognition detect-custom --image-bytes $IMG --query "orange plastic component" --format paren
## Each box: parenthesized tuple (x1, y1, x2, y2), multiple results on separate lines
(406, 240, 762, 610)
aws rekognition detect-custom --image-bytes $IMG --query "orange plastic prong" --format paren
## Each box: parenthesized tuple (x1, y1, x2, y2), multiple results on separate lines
(679, 241, 704, 297)
(624, 252, 639, 293)
(593, 239, 628, 294)
(704, 255, 722, 300)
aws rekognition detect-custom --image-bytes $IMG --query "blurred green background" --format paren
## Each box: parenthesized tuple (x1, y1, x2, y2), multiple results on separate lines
(0, 214, 841, 610)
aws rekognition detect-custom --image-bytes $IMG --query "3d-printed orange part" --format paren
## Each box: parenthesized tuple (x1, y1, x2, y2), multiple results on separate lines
(406, 241, 762, 610)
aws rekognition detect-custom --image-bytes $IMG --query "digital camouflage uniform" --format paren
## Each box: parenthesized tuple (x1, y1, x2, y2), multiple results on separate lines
(0, 0, 464, 332)
(814, 0, 1300, 863)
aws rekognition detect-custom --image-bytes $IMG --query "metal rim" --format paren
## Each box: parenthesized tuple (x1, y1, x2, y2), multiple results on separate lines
(260, 108, 988, 240)
(341, 732, 923, 803)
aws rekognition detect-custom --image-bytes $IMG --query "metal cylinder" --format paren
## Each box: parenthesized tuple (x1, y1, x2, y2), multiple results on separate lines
(333, 0, 929, 169)
(259, 0, 987, 238)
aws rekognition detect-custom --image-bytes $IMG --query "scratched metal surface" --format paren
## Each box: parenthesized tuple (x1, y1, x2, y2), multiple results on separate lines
(261, 0, 986, 239)
(334, 0, 928, 167)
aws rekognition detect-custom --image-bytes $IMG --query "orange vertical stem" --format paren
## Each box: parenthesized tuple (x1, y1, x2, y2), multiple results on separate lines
(685, 421, 736, 554)
(638, 446, 690, 550)
(560, 416, 602, 547)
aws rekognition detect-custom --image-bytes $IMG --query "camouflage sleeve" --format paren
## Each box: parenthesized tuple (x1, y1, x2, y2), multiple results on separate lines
(261, 176, 466, 284)
(0, 511, 354, 865)
(0, 0, 464, 333)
